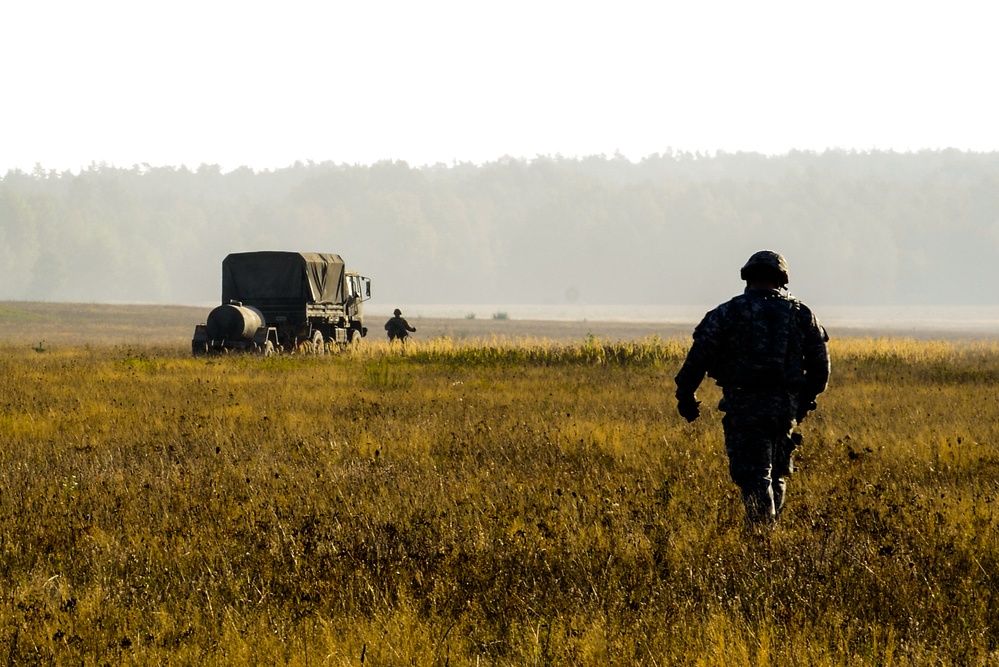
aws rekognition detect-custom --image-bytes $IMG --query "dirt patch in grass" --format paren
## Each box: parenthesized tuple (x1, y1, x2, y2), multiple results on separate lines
(1, 301, 990, 350)
(0, 302, 694, 349)
(0, 302, 205, 347)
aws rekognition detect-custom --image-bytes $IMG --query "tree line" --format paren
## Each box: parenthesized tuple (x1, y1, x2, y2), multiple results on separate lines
(2, 149, 997, 308)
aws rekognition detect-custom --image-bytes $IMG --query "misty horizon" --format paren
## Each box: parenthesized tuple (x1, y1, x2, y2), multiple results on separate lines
(2, 150, 998, 314)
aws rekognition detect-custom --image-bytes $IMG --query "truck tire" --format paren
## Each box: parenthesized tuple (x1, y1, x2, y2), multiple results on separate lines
(311, 330, 325, 355)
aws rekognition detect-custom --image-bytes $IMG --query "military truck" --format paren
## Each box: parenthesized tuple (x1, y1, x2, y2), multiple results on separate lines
(192, 251, 371, 356)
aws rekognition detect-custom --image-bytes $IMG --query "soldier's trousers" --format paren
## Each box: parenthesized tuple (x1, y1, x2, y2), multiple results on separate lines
(721, 414, 796, 525)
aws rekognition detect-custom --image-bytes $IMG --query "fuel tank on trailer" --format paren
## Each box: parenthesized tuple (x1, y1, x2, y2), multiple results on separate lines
(206, 303, 265, 341)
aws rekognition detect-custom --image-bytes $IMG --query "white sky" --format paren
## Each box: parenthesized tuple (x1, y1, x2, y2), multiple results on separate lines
(3, 0, 997, 173)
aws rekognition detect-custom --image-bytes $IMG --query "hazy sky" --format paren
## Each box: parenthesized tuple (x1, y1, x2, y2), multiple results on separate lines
(4, 0, 997, 174)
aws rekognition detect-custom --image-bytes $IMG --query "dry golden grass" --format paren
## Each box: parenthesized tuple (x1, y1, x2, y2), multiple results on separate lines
(1, 306, 998, 664)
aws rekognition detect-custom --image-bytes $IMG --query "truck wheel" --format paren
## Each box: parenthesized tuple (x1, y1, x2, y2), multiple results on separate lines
(311, 330, 326, 354)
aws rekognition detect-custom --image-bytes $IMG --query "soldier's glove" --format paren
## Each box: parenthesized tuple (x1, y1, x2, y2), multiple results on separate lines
(676, 393, 701, 423)
(796, 400, 817, 424)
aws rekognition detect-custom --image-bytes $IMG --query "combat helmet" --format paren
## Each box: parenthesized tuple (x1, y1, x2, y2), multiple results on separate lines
(740, 250, 789, 286)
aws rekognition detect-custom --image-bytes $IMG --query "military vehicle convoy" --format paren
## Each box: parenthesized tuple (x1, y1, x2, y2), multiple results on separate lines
(192, 251, 371, 356)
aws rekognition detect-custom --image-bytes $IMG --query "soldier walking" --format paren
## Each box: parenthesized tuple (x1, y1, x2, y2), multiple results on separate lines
(674, 251, 830, 527)
(384, 308, 417, 342)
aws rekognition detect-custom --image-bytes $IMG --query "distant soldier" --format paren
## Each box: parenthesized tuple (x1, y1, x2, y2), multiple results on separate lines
(384, 308, 417, 342)
(674, 250, 830, 527)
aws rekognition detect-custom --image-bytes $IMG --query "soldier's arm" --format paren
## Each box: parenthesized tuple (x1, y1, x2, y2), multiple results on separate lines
(673, 309, 727, 423)
(674, 307, 725, 397)
(797, 306, 830, 417)
(675, 351, 706, 398)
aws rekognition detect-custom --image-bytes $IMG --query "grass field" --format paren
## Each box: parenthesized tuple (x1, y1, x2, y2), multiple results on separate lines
(1, 303, 998, 665)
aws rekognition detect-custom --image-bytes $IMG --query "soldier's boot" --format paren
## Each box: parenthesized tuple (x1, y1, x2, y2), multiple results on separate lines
(772, 477, 787, 519)
(742, 486, 777, 527)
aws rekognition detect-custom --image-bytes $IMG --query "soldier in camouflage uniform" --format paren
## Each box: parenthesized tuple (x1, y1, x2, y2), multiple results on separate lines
(674, 251, 830, 526)
(384, 308, 417, 342)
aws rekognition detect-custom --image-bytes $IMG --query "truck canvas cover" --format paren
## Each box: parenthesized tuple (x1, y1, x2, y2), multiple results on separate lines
(221, 252, 346, 304)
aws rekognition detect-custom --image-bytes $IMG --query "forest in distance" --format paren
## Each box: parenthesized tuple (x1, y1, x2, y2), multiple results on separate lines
(2, 149, 998, 312)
